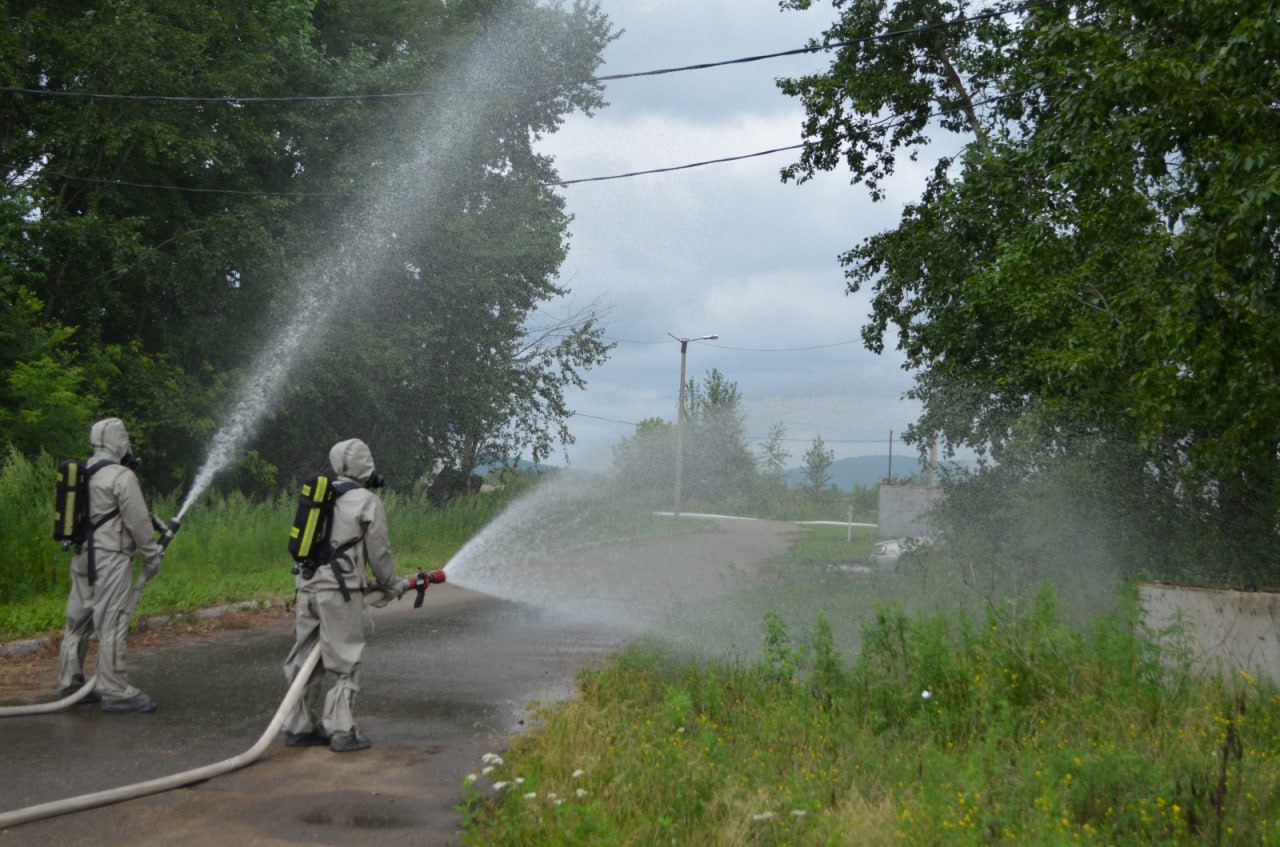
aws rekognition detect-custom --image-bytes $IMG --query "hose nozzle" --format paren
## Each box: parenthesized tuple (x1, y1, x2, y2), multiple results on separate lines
(405, 568, 446, 608)
(157, 517, 181, 553)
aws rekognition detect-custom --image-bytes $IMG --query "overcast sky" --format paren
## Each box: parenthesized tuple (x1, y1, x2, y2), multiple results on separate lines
(533, 0, 950, 472)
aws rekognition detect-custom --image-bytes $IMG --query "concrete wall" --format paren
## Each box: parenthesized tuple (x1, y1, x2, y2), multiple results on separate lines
(877, 484, 941, 539)
(1139, 583, 1280, 686)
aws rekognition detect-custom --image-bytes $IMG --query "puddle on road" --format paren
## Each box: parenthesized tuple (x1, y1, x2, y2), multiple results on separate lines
(300, 804, 412, 829)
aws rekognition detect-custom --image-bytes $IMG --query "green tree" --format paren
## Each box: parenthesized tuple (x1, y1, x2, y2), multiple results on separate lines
(758, 422, 791, 480)
(260, 0, 618, 485)
(2, 0, 617, 494)
(780, 0, 1280, 579)
(801, 435, 834, 493)
(610, 369, 758, 509)
(610, 417, 677, 505)
(681, 368, 757, 505)
(0, 281, 98, 460)
(1, 0, 372, 487)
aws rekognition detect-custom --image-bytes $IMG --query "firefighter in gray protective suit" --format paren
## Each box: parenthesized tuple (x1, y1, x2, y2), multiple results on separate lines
(56, 417, 164, 713)
(281, 438, 402, 752)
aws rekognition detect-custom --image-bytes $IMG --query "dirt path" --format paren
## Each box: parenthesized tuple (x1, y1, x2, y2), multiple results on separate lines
(0, 517, 799, 847)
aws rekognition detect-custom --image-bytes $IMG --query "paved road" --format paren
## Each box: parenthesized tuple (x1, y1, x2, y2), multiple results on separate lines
(0, 517, 796, 847)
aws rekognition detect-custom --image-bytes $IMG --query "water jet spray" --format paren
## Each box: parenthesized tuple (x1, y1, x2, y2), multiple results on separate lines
(171, 9, 561, 522)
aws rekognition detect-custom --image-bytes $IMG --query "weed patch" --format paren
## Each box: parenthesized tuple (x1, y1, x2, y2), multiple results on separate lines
(461, 585, 1280, 845)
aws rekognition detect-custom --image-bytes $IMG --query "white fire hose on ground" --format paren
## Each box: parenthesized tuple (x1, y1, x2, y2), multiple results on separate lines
(0, 572, 441, 830)
(0, 675, 98, 717)
(0, 638, 321, 829)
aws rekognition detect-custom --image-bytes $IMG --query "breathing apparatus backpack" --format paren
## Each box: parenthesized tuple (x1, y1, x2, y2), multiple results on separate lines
(288, 472, 359, 601)
(53, 459, 118, 586)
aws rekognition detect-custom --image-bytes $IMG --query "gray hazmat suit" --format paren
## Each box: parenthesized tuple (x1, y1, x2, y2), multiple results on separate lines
(282, 438, 399, 748)
(57, 418, 164, 709)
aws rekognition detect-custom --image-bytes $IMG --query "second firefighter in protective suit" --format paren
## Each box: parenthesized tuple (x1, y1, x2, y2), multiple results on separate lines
(56, 417, 164, 713)
(281, 438, 402, 752)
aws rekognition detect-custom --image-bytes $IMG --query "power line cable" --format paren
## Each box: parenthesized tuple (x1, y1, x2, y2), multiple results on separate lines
(708, 340, 861, 352)
(569, 411, 641, 427)
(35, 83, 1034, 197)
(0, 4, 1031, 105)
(40, 171, 347, 198)
(555, 145, 802, 186)
(569, 410, 902, 446)
(603, 336, 862, 351)
(21, 20, 1041, 199)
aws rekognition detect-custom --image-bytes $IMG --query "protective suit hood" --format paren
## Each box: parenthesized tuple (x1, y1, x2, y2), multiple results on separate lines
(330, 438, 378, 486)
(90, 418, 131, 462)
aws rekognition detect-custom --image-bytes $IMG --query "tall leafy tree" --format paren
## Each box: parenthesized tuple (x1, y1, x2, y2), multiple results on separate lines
(258, 0, 617, 484)
(780, 0, 1280, 578)
(2, 0, 370, 483)
(611, 369, 757, 507)
(801, 435, 834, 493)
(2, 0, 617, 494)
(682, 368, 757, 503)
(758, 422, 792, 481)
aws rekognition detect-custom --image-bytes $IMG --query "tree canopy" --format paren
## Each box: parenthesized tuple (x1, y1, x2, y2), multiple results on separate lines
(611, 368, 758, 507)
(781, 0, 1280, 580)
(2, 0, 616, 494)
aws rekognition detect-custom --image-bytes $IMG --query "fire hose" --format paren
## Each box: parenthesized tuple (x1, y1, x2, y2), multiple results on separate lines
(0, 571, 443, 829)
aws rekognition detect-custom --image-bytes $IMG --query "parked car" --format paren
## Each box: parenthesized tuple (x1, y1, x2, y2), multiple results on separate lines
(868, 536, 932, 572)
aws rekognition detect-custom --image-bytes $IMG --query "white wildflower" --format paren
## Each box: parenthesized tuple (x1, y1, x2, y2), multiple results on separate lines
(752, 812, 776, 822)
(482, 766, 494, 776)
(482, 753, 504, 765)
(492, 781, 509, 791)
(465, 773, 478, 784)
(571, 769, 586, 779)
(921, 689, 932, 700)
(515, 777, 525, 785)
(791, 810, 808, 818)
(523, 792, 537, 801)
(575, 788, 588, 798)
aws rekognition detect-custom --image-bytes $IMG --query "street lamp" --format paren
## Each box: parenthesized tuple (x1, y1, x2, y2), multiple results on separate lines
(670, 333, 719, 518)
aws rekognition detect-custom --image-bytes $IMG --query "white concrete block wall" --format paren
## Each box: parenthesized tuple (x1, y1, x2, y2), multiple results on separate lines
(877, 484, 940, 539)
(1139, 583, 1280, 686)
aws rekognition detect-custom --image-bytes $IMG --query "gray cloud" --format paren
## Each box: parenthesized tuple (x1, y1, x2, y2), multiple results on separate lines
(539, 0, 934, 472)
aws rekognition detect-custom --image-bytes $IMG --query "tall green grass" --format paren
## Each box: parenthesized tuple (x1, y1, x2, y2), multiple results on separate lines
(460, 584, 1280, 845)
(0, 448, 514, 640)
(0, 448, 65, 603)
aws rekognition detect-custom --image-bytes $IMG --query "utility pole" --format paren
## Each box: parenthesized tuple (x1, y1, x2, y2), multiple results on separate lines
(670, 333, 718, 518)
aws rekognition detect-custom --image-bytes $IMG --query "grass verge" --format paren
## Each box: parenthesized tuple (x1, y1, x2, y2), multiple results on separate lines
(458, 581, 1280, 845)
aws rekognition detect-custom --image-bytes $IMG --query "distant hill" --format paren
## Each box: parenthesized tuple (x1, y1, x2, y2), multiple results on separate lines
(480, 455, 949, 490)
(785, 455, 927, 491)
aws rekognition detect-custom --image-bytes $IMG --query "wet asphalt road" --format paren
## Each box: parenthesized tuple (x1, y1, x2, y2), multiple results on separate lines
(0, 517, 797, 847)
(0, 587, 628, 847)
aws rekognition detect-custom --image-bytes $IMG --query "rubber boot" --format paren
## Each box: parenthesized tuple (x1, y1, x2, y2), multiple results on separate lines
(101, 692, 158, 713)
(285, 728, 332, 747)
(329, 730, 371, 752)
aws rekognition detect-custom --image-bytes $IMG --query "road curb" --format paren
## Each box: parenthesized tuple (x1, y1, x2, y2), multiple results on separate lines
(0, 598, 285, 658)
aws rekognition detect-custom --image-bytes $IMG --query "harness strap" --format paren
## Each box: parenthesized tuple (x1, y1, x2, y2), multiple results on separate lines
(325, 481, 362, 603)
(329, 537, 361, 602)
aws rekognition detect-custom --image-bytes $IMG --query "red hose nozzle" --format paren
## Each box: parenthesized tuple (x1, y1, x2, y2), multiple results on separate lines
(405, 569, 446, 608)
